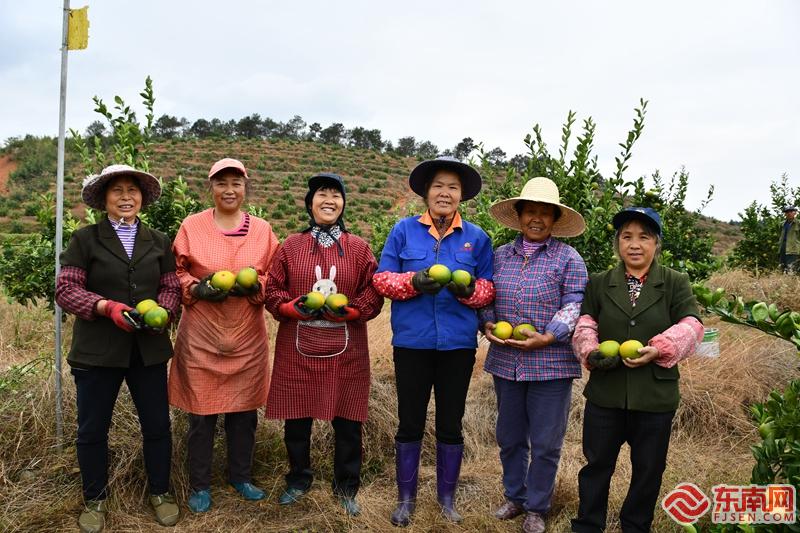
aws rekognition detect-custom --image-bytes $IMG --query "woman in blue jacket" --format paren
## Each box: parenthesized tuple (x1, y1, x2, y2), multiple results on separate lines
(373, 156, 495, 526)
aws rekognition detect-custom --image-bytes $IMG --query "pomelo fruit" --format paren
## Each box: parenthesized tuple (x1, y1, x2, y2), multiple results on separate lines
(598, 340, 620, 358)
(451, 269, 472, 286)
(210, 270, 236, 291)
(512, 323, 536, 340)
(428, 264, 452, 285)
(135, 299, 159, 315)
(236, 267, 258, 288)
(304, 291, 326, 310)
(619, 339, 644, 359)
(144, 306, 169, 328)
(326, 293, 349, 312)
(493, 321, 513, 340)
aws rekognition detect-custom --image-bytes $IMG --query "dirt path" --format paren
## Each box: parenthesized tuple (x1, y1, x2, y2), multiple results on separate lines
(0, 155, 17, 194)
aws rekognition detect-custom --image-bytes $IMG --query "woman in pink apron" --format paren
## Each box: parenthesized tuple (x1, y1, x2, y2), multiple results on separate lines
(169, 158, 279, 513)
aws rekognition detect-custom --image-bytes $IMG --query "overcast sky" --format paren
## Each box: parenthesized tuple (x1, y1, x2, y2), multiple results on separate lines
(2, 1, 798, 221)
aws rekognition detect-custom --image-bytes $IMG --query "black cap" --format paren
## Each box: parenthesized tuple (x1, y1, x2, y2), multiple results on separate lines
(305, 173, 347, 231)
(305, 173, 346, 208)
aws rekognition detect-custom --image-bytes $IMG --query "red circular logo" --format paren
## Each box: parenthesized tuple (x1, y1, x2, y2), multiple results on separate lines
(661, 483, 711, 524)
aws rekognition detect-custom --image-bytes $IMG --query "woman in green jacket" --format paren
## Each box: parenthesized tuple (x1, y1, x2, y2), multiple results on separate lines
(569, 207, 704, 533)
(56, 165, 181, 532)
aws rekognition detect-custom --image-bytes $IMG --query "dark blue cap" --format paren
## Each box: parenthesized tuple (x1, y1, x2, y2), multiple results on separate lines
(612, 207, 662, 235)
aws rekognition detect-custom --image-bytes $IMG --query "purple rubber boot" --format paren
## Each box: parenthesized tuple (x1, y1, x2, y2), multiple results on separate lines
(390, 440, 422, 527)
(436, 441, 464, 523)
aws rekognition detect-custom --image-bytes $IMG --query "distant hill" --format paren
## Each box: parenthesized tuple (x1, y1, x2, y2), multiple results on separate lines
(0, 138, 420, 240)
(0, 136, 742, 254)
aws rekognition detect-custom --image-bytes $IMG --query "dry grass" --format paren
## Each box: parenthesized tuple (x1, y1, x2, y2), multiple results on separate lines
(1, 270, 799, 532)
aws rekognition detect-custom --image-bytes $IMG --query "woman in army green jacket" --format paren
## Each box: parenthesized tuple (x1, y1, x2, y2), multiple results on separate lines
(569, 207, 704, 533)
(55, 165, 181, 532)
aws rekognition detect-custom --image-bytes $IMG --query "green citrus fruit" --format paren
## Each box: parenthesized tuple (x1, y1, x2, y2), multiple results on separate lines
(210, 270, 236, 291)
(325, 293, 349, 311)
(758, 421, 775, 440)
(236, 267, 259, 288)
(751, 302, 769, 324)
(143, 306, 169, 328)
(493, 321, 513, 340)
(619, 339, 644, 359)
(135, 299, 159, 315)
(304, 291, 326, 310)
(428, 264, 452, 285)
(598, 340, 620, 358)
(512, 323, 536, 340)
(451, 269, 472, 286)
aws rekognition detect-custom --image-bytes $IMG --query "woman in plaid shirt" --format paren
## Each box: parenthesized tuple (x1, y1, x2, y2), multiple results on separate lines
(482, 177, 588, 533)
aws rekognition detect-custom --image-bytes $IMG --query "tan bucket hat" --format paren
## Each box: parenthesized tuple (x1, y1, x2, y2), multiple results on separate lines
(81, 164, 161, 211)
(489, 177, 586, 237)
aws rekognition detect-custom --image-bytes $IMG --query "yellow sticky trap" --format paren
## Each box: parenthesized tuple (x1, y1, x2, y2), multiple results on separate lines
(67, 6, 89, 50)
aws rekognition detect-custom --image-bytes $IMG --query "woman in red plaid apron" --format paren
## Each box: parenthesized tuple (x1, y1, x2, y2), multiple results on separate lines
(264, 173, 383, 516)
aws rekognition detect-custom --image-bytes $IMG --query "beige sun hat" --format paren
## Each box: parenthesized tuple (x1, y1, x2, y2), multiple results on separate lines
(81, 164, 161, 211)
(489, 177, 586, 237)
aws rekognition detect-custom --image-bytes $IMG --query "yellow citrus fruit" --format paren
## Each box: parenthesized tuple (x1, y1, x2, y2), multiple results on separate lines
(428, 264, 452, 285)
(598, 340, 620, 358)
(304, 291, 326, 310)
(619, 339, 644, 359)
(512, 323, 536, 340)
(135, 299, 159, 315)
(210, 270, 236, 291)
(236, 267, 259, 288)
(493, 321, 513, 340)
(451, 269, 472, 286)
(325, 293, 349, 311)
(143, 306, 169, 328)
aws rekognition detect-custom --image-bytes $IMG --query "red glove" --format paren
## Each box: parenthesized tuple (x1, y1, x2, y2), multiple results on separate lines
(278, 296, 319, 321)
(104, 300, 136, 332)
(322, 305, 361, 323)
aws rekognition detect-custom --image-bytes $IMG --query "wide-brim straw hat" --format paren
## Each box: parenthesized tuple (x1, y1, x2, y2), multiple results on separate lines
(489, 177, 586, 237)
(81, 164, 161, 211)
(408, 156, 482, 201)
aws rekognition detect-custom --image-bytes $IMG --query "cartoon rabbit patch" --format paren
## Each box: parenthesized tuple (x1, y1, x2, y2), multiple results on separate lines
(312, 265, 337, 296)
(297, 264, 348, 358)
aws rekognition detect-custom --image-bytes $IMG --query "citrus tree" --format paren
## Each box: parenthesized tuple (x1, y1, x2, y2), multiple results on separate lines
(692, 283, 800, 533)
(469, 99, 716, 278)
(729, 175, 799, 273)
(0, 77, 206, 306)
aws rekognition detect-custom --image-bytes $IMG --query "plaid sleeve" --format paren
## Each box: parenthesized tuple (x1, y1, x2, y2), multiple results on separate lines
(157, 271, 182, 315)
(55, 266, 103, 321)
(560, 252, 588, 306)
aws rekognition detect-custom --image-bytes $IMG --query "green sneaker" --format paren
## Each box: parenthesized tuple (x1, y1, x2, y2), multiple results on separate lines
(78, 499, 107, 533)
(149, 493, 179, 526)
(338, 495, 361, 516)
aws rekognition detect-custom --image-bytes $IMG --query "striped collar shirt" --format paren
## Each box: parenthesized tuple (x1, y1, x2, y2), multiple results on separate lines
(109, 216, 139, 259)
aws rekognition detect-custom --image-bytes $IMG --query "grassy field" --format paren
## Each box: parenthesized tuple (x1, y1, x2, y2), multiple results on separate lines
(0, 270, 798, 532)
